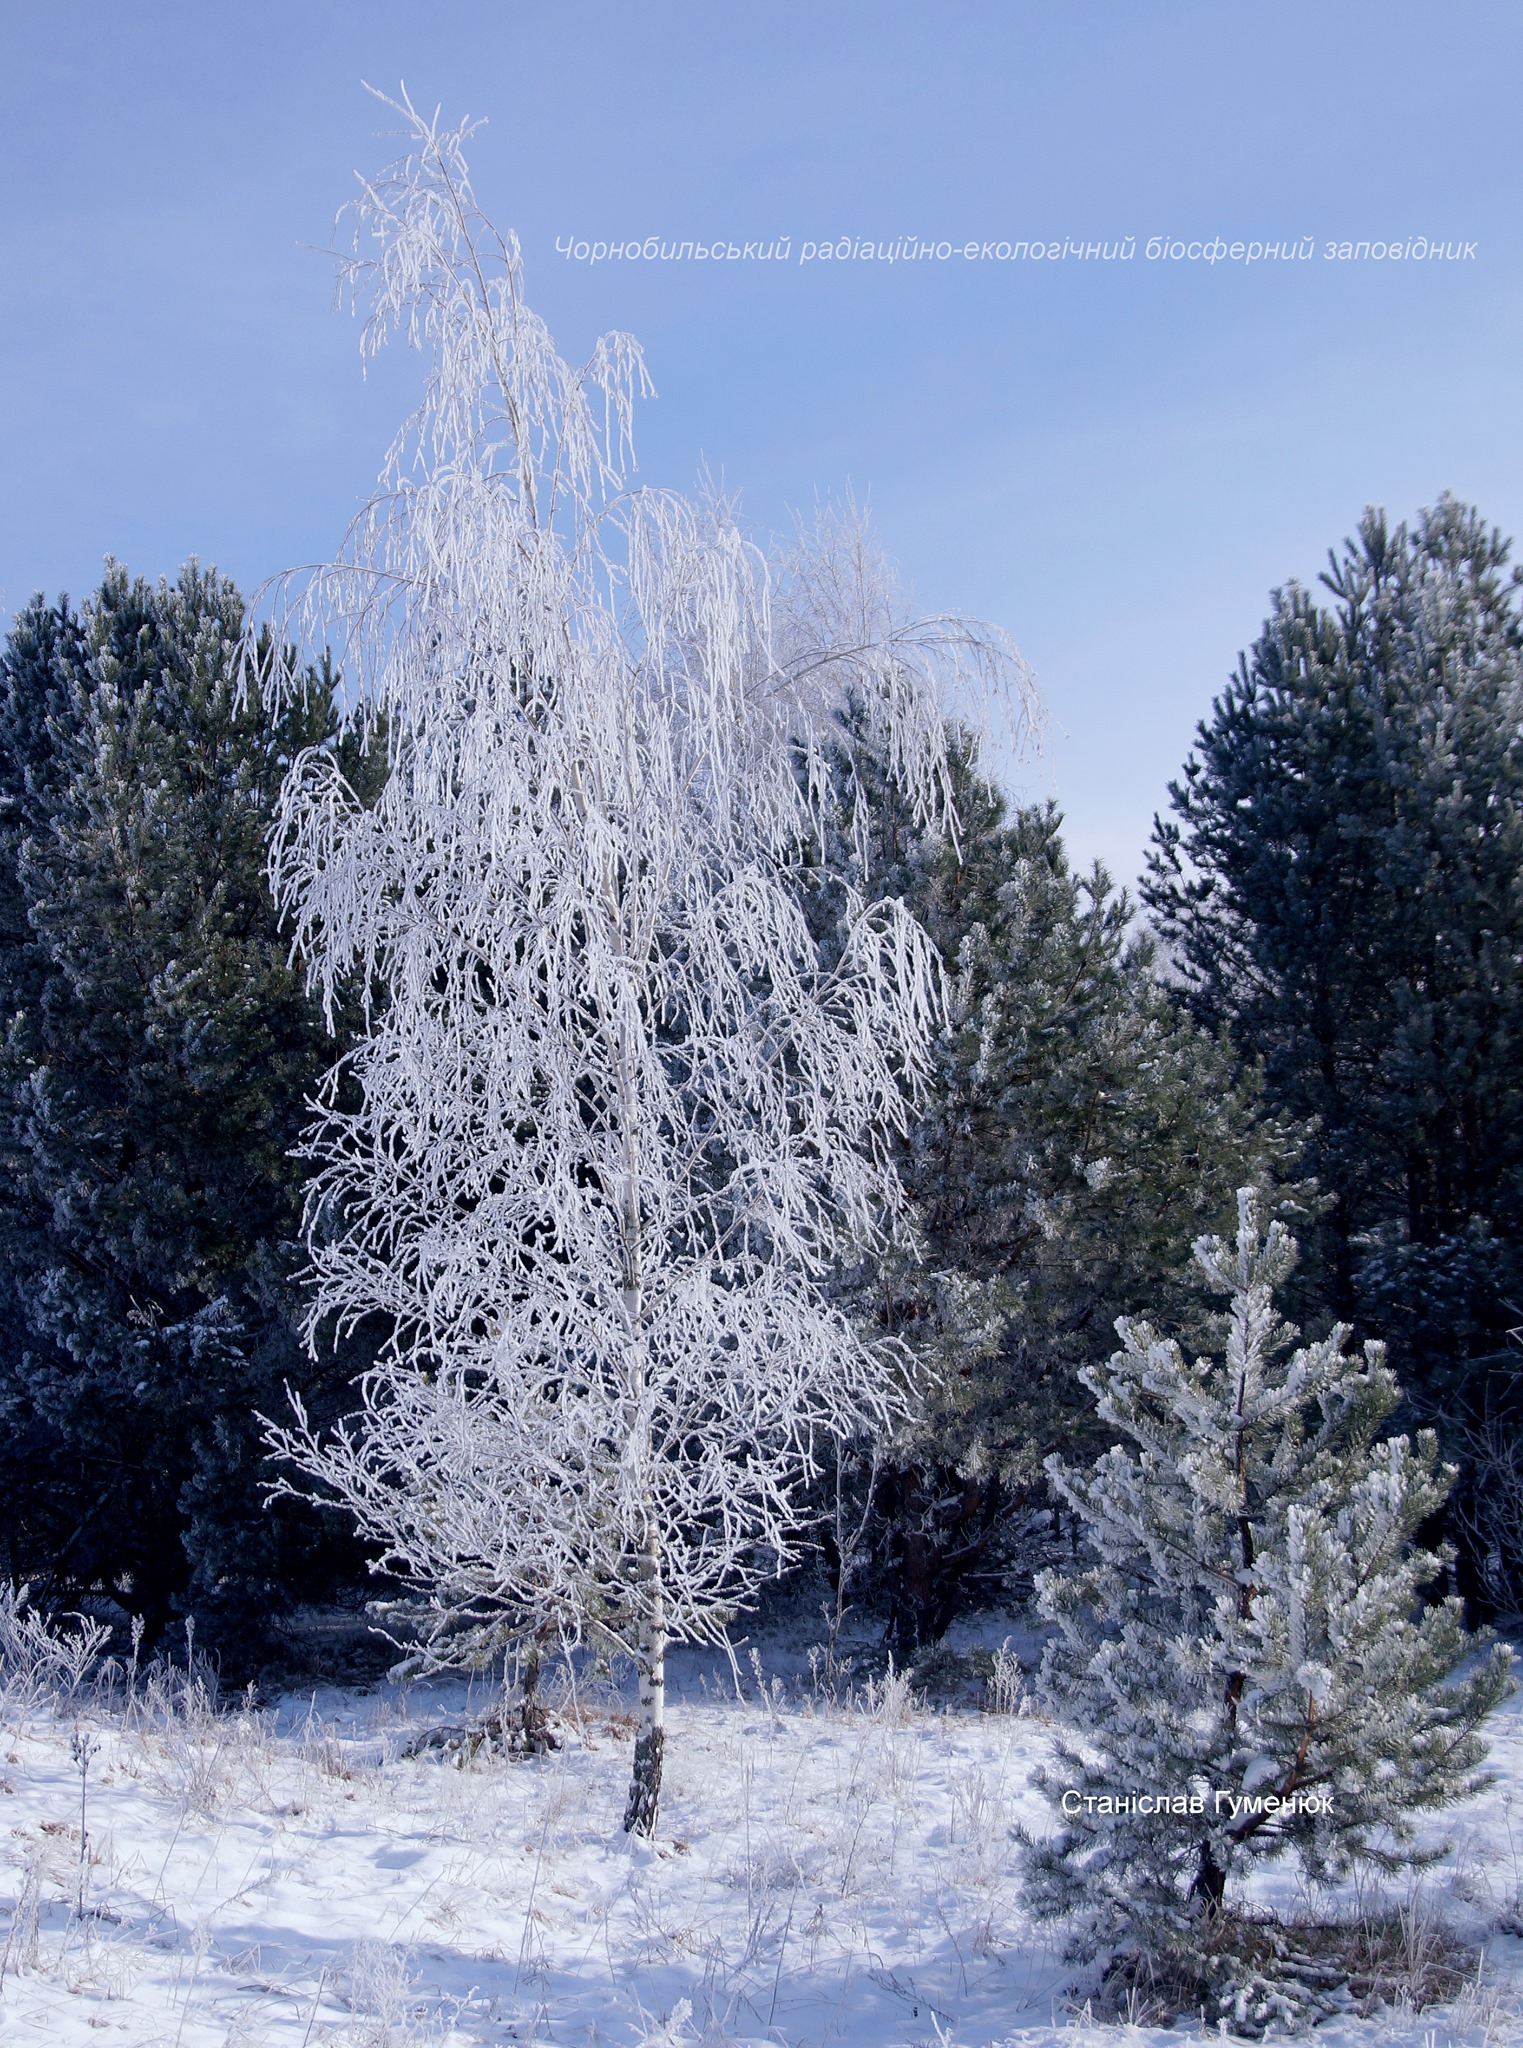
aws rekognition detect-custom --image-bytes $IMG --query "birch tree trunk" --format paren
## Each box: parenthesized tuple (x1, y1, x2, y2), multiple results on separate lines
(623, 1529, 667, 1836)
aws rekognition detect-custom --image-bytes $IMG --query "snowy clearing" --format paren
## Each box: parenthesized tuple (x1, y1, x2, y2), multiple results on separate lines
(1, 1644, 1521, 2048)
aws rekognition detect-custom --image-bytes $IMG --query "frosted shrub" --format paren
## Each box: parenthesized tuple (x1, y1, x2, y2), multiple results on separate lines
(983, 1643, 1025, 1716)
(0, 1583, 109, 1712)
(344, 1941, 429, 2047)
(859, 1665, 918, 1728)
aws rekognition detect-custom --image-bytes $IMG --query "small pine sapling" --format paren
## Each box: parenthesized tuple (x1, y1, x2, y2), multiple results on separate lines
(1024, 1187, 1512, 2019)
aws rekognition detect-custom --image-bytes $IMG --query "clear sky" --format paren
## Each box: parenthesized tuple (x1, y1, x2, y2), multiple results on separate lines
(3, 1, 1520, 888)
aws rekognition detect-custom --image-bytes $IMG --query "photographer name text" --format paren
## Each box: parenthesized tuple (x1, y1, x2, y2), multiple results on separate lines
(1060, 1787, 1333, 1818)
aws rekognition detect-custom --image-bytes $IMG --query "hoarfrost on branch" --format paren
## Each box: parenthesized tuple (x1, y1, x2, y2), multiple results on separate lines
(253, 90, 1034, 1826)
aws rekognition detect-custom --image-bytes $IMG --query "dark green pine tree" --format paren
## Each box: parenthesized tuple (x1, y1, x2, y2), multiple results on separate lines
(0, 562, 380, 1659)
(1143, 498, 1523, 1525)
(810, 728, 1312, 1656)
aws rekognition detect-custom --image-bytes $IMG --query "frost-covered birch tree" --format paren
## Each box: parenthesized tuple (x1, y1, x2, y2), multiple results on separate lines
(257, 93, 1032, 1834)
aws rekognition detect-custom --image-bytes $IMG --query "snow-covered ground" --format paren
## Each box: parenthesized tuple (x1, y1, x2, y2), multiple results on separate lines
(2, 1635, 1521, 2048)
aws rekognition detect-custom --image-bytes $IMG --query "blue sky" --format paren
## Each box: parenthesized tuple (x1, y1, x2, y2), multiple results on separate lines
(3, 1, 1521, 887)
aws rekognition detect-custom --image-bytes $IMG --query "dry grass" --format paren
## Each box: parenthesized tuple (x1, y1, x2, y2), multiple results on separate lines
(1091, 1897, 1484, 2035)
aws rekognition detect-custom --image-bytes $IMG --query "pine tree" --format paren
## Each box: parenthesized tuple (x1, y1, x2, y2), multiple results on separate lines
(0, 562, 377, 1656)
(1023, 1188, 1512, 2025)
(809, 735, 1311, 1655)
(1144, 499, 1523, 1429)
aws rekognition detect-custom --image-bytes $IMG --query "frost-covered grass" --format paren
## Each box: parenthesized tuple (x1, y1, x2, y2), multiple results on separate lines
(1, 1637, 1520, 2047)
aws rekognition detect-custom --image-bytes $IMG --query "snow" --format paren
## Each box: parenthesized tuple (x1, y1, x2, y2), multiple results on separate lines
(2, 1638, 1520, 2047)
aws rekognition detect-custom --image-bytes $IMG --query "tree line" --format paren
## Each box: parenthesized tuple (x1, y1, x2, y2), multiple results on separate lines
(1, 489, 1518, 1669)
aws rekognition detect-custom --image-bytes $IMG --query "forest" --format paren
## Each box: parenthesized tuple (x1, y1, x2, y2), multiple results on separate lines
(0, 97, 1519, 2046)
